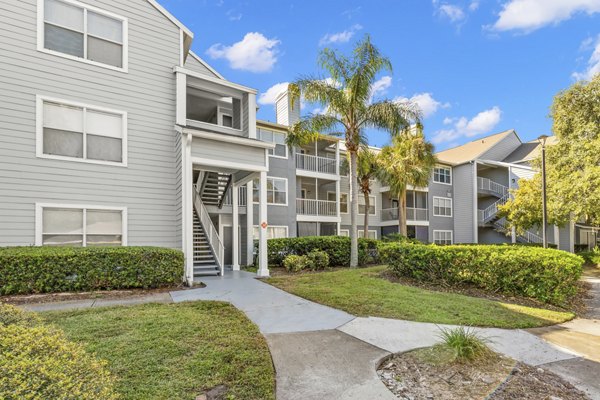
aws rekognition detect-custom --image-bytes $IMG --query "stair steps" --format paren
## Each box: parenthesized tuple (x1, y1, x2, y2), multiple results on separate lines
(192, 213, 219, 276)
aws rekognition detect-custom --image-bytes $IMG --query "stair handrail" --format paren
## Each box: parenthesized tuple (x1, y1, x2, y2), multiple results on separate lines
(193, 185, 224, 276)
(493, 217, 544, 244)
(477, 177, 508, 197)
(480, 193, 510, 223)
(217, 174, 233, 209)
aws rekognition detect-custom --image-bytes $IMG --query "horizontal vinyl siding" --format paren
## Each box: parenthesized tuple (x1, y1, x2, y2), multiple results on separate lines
(184, 54, 220, 78)
(0, 0, 182, 247)
(452, 163, 475, 243)
(479, 132, 521, 162)
(191, 138, 266, 168)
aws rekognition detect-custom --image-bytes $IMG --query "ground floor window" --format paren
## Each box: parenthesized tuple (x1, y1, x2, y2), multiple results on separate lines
(37, 204, 125, 246)
(433, 230, 453, 245)
(358, 230, 377, 239)
(339, 229, 349, 237)
(253, 225, 288, 240)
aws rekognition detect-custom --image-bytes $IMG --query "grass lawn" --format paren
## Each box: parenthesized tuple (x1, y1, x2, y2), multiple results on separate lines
(43, 301, 274, 400)
(267, 266, 574, 329)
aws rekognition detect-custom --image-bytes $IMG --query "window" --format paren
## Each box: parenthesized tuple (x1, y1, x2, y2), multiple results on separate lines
(37, 204, 126, 247)
(253, 225, 288, 240)
(358, 230, 377, 239)
(433, 166, 452, 184)
(253, 177, 287, 205)
(339, 229, 349, 237)
(433, 230, 453, 245)
(37, 96, 126, 165)
(359, 195, 376, 215)
(326, 191, 347, 213)
(40, 0, 127, 70)
(258, 128, 287, 158)
(433, 197, 452, 217)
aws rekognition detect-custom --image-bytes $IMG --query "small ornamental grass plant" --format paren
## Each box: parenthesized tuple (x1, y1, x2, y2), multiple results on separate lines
(436, 326, 493, 363)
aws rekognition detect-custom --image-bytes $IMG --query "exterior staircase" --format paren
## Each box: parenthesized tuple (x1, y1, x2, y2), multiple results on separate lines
(493, 218, 543, 244)
(199, 172, 232, 208)
(192, 212, 220, 276)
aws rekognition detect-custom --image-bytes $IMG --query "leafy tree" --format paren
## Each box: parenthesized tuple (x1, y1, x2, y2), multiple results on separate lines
(501, 74, 600, 231)
(286, 35, 421, 267)
(356, 148, 380, 237)
(378, 130, 436, 236)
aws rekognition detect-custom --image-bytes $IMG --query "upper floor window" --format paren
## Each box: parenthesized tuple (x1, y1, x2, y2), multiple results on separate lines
(433, 197, 452, 217)
(40, 0, 127, 70)
(258, 128, 287, 158)
(37, 96, 127, 166)
(433, 166, 452, 184)
(37, 204, 126, 247)
(252, 177, 288, 205)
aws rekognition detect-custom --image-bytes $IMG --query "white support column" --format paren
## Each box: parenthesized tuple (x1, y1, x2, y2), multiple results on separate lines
(248, 93, 257, 139)
(246, 181, 254, 266)
(232, 184, 240, 270)
(335, 141, 340, 175)
(335, 179, 341, 225)
(176, 72, 187, 126)
(182, 132, 194, 285)
(257, 171, 269, 277)
(472, 161, 479, 244)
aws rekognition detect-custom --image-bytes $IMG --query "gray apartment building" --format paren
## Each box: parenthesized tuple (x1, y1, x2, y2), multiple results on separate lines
(1, 0, 597, 283)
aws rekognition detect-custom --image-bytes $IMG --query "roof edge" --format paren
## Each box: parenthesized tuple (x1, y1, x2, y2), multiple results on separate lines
(146, 0, 194, 38)
(189, 51, 225, 80)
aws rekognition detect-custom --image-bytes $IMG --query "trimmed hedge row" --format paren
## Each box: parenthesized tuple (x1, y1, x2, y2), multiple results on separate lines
(263, 236, 380, 267)
(579, 249, 600, 266)
(0, 303, 119, 399)
(381, 243, 583, 306)
(0, 246, 184, 295)
(283, 250, 330, 272)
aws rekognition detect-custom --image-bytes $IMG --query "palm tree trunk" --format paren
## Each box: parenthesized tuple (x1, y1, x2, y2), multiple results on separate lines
(398, 189, 407, 236)
(363, 191, 370, 238)
(349, 150, 359, 267)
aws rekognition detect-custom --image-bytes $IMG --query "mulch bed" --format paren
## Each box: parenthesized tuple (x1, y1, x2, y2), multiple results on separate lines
(378, 348, 589, 400)
(0, 283, 202, 306)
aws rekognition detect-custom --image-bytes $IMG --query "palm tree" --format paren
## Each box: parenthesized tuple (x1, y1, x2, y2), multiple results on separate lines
(378, 130, 436, 236)
(357, 148, 380, 238)
(286, 35, 421, 267)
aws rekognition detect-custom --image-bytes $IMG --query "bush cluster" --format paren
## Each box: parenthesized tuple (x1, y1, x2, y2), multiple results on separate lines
(579, 248, 600, 266)
(0, 303, 119, 399)
(380, 243, 583, 306)
(283, 250, 330, 272)
(263, 236, 380, 267)
(0, 246, 184, 295)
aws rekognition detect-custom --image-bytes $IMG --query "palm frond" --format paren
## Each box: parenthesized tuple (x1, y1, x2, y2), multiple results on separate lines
(286, 114, 343, 147)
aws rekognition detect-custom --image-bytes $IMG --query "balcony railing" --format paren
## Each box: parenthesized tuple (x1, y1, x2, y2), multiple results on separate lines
(381, 207, 429, 222)
(222, 186, 247, 206)
(296, 153, 337, 174)
(296, 198, 337, 216)
(477, 177, 508, 197)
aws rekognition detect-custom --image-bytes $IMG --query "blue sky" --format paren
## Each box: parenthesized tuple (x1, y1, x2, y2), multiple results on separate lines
(159, 0, 600, 150)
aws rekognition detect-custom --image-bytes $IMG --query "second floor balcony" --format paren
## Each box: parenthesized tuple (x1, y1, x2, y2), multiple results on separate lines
(295, 153, 337, 174)
(381, 207, 429, 222)
(296, 198, 337, 217)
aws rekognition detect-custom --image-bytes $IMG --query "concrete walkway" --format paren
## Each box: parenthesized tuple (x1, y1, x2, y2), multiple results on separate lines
(22, 270, 600, 399)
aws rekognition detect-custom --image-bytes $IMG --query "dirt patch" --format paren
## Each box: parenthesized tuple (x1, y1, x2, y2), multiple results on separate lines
(0, 283, 203, 306)
(381, 270, 584, 314)
(378, 348, 589, 400)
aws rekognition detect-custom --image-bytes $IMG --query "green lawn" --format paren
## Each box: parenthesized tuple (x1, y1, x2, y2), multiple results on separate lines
(43, 302, 274, 400)
(267, 266, 574, 329)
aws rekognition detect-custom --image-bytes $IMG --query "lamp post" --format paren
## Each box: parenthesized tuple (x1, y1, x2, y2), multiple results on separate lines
(538, 135, 549, 248)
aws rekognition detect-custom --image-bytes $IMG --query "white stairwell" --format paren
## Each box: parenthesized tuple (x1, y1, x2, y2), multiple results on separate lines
(192, 212, 220, 276)
(493, 217, 544, 244)
(200, 171, 232, 208)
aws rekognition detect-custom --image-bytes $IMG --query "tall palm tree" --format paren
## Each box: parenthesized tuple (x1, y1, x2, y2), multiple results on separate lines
(357, 147, 380, 238)
(286, 35, 421, 267)
(378, 130, 436, 236)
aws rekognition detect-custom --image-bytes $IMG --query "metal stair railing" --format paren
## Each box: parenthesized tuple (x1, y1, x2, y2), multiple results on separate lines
(193, 185, 224, 276)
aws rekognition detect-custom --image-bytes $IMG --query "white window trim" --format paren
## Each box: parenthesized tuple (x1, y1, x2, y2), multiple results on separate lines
(337, 192, 349, 214)
(339, 229, 349, 237)
(433, 165, 452, 185)
(253, 177, 288, 206)
(252, 225, 288, 240)
(36, 95, 128, 167)
(432, 196, 453, 218)
(358, 195, 377, 216)
(433, 230, 453, 245)
(358, 229, 378, 239)
(37, 0, 129, 73)
(35, 202, 128, 246)
(258, 128, 288, 159)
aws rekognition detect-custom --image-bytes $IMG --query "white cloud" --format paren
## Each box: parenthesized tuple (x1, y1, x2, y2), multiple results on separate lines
(492, 0, 600, 32)
(369, 76, 393, 102)
(226, 10, 242, 21)
(469, 1, 480, 11)
(319, 24, 363, 46)
(206, 32, 280, 73)
(394, 92, 449, 118)
(573, 35, 600, 81)
(258, 82, 290, 105)
(438, 4, 466, 22)
(432, 106, 502, 144)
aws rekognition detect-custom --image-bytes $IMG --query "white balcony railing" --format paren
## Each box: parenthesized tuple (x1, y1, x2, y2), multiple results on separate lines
(222, 186, 247, 206)
(478, 193, 510, 223)
(381, 207, 429, 222)
(477, 177, 508, 197)
(296, 153, 337, 174)
(296, 198, 337, 216)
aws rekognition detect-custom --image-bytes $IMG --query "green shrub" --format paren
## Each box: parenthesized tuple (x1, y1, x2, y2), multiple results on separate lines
(264, 236, 380, 267)
(0, 323, 119, 400)
(579, 248, 600, 266)
(0, 303, 41, 328)
(381, 233, 421, 244)
(381, 243, 583, 306)
(437, 326, 492, 362)
(283, 255, 311, 272)
(307, 250, 330, 270)
(0, 246, 184, 295)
